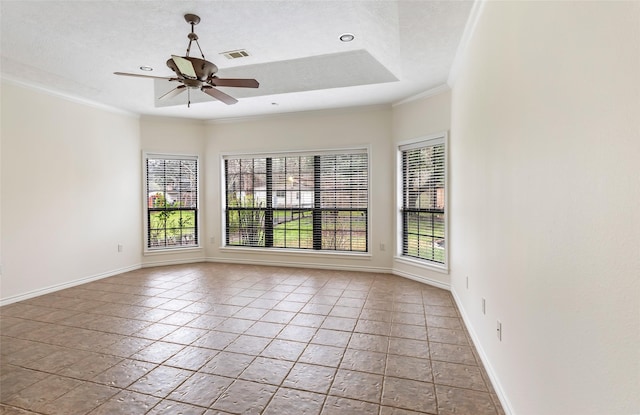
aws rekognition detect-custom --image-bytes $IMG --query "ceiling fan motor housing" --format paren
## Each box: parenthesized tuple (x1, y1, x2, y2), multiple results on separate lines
(166, 56, 218, 81)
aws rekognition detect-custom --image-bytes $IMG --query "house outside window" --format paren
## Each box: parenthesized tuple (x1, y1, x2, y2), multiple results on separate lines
(399, 135, 447, 267)
(223, 149, 368, 253)
(144, 153, 199, 250)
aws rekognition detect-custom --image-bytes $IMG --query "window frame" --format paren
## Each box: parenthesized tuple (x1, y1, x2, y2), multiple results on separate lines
(396, 133, 448, 272)
(143, 152, 201, 253)
(220, 147, 371, 256)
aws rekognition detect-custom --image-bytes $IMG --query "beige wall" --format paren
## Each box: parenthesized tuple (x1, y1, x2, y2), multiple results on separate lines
(204, 106, 394, 272)
(449, 2, 640, 414)
(0, 81, 141, 302)
(391, 90, 452, 288)
(140, 116, 207, 267)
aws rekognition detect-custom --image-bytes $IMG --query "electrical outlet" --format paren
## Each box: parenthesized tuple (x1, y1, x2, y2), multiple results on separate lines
(497, 320, 502, 341)
(466, 276, 469, 289)
(482, 298, 486, 315)
(117, 244, 123, 253)
(210, 236, 215, 244)
(380, 243, 386, 251)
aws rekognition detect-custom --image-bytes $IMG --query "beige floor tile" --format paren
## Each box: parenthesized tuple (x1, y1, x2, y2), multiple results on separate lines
(224, 334, 272, 355)
(239, 356, 294, 385)
(311, 329, 352, 348)
(260, 339, 306, 361)
(427, 327, 469, 346)
(200, 351, 254, 378)
(244, 321, 286, 338)
(348, 333, 389, 353)
(431, 361, 488, 392)
(385, 355, 433, 382)
(211, 379, 277, 414)
(92, 358, 157, 388)
(429, 342, 477, 365)
(298, 344, 345, 368)
(161, 326, 208, 345)
(435, 385, 499, 415)
(263, 388, 325, 415)
(39, 382, 119, 415)
(329, 369, 383, 403)
(128, 366, 193, 398)
(164, 346, 217, 371)
(321, 395, 380, 415)
(167, 372, 232, 407)
(380, 406, 434, 415)
(426, 315, 463, 330)
(147, 400, 207, 415)
(283, 362, 336, 394)
(0, 263, 504, 415)
(3, 374, 82, 412)
(381, 377, 437, 414)
(131, 341, 185, 364)
(87, 390, 160, 414)
(340, 349, 386, 375)
(192, 331, 238, 350)
(58, 354, 123, 380)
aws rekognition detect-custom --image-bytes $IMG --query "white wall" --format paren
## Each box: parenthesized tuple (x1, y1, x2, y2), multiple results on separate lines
(204, 106, 394, 272)
(0, 81, 142, 303)
(140, 116, 207, 267)
(449, 2, 640, 414)
(391, 90, 452, 288)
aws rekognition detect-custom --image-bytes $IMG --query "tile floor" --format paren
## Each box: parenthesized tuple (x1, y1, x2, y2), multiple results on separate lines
(0, 263, 504, 415)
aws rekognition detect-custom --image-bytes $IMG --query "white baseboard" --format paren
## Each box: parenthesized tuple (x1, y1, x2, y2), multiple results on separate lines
(451, 288, 514, 415)
(141, 257, 207, 268)
(392, 268, 451, 291)
(206, 256, 392, 275)
(0, 264, 141, 307)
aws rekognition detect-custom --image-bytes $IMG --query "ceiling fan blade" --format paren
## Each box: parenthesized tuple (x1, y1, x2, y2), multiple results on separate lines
(201, 86, 238, 105)
(158, 85, 187, 101)
(114, 72, 176, 80)
(171, 55, 197, 79)
(210, 77, 259, 88)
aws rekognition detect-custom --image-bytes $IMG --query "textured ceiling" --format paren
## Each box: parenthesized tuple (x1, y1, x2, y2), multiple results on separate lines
(0, 1, 474, 120)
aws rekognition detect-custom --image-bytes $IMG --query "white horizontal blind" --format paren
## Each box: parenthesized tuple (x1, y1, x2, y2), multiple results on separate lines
(318, 153, 368, 251)
(225, 157, 268, 247)
(146, 155, 198, 249)
(224, 149, 368, 252)
(401, 140, 445, 263)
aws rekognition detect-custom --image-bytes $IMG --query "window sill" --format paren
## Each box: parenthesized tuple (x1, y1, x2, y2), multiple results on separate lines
(394, 255, 449, 274)
(144, 246, 203, 256)
(220, 246, 372, 260)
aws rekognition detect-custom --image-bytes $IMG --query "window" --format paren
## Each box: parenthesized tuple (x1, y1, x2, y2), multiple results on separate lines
(145, 154, 198, 250)
(399, 136, 446, 265)
(224, 150, 368, 252)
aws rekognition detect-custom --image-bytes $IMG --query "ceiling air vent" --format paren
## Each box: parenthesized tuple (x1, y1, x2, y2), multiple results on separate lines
(222, 49, 250, 59)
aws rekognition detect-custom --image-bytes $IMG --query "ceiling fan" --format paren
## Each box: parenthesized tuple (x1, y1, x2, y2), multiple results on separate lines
(114, 14, 259, 106)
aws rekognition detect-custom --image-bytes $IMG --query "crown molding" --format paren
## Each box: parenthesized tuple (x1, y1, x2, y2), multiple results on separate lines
(1, 76, 139, 118)
(392, 84, 450, 107)
(447, 0, 486, 88)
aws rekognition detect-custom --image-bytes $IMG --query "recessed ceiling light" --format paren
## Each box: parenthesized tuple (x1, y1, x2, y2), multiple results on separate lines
(139, 65, 153, 71)
(339, 33, 355, 42)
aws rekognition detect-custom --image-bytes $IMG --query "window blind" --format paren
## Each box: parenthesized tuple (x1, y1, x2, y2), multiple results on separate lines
(224, 150, 368, 252)
(146, 155, 198, 249)
(400, 139, 445, 263)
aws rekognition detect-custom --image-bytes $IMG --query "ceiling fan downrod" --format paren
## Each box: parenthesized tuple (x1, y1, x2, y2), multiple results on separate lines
(184, 14, 205, 59)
